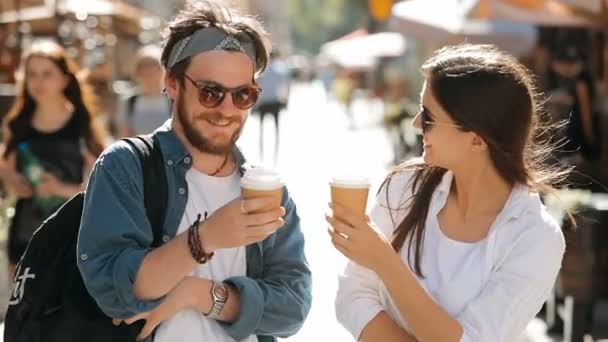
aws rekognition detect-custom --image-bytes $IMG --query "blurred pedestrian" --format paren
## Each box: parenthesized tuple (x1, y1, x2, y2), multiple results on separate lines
(330, 44, 567, 342)
(380, 73, 420, 164)
(0, 40, 108, 277)
(332, 69, 357, 128)
(116, 45, 171, 137)
(549, 46, 601, 163)
(253, 50, 290, 164)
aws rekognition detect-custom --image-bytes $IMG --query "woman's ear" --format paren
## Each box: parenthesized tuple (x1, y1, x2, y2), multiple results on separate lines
(470, 133, 488, 152)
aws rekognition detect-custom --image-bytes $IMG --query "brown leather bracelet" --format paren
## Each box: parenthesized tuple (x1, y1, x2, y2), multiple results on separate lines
(188, 214, 214, 264)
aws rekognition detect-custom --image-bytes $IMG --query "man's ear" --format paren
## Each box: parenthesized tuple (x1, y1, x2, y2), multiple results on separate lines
(164, 74, 179, 101)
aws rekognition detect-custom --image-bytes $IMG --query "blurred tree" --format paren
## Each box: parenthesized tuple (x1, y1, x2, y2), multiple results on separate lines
(287, 0, 369, 53)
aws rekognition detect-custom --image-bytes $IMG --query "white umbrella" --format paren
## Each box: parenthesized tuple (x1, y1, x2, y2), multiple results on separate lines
(320, 32, 407, 68)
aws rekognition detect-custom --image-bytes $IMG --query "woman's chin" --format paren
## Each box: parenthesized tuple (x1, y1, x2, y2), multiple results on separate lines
(422, 148, 432, 164)
(422, 150, 444, 168)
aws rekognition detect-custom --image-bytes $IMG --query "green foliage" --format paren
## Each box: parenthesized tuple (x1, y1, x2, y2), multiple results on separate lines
(286, 0, 369, 53)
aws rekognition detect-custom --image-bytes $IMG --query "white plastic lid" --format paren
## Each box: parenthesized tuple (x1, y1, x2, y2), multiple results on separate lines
(330, 175, 371, 189)
(241, 166, 284, 191)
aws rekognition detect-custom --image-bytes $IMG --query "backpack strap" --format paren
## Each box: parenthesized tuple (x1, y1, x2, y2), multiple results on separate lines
(122, 135, 168, 248)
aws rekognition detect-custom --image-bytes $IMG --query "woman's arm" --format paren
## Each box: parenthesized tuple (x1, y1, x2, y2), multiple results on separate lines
(376, 225, 565, 342)
(376, 252, 463, 341)
(0, 131, 34, 199)
(360, 312, 417, 342)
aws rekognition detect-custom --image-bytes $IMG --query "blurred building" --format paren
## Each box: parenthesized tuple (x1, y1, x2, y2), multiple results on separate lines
(248, 0, 291, 54)
(0, 0, 293, 122)
(133, 0, 292, 53)
(124, 0, 183, 19)
(0, 0, 157, 123)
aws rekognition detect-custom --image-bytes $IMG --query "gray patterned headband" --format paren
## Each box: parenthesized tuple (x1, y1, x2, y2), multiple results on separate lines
(167, 26, 257, 69)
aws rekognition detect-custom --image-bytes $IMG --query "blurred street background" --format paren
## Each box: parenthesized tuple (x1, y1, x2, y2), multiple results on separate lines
(1, 0, 608, 341)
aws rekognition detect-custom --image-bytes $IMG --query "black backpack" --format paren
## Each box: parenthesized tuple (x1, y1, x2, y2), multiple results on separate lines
(4, 135, 168, 342)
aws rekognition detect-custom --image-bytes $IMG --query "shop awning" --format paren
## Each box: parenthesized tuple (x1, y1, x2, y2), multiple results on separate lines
(480, 0, 608, 28)
(391, 0, 538, 56)
(0, 0, 146, 25)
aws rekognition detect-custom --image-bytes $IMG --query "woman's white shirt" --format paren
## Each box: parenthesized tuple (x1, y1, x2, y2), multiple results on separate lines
(335, 169, 565, 342)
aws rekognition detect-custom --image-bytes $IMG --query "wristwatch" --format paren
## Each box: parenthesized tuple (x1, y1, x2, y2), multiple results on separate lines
(206, 281, 229, 320)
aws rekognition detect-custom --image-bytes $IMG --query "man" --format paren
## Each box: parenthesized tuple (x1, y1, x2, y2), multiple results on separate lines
(116, 44, 171, 137)
(77, 1, 312, 341)
(253, 50, 290, 164)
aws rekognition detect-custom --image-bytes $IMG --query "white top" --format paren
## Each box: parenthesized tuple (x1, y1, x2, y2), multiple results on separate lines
(155, 169, 257, 342)
(335, 169, 565, 342)
(116, 94, 171, 135)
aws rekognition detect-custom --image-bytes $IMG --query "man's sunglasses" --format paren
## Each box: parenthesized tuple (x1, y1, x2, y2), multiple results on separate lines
(419, 107, 463, 133)
(184, 74, 262, 110)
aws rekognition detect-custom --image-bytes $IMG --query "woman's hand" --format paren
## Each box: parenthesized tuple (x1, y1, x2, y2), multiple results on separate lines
(7, 173, 34, 198)
(36, 172, 82, 199)
(35, 172, 63, 198)
(113, 277, 203, 341)
(326, 203, 396, 273)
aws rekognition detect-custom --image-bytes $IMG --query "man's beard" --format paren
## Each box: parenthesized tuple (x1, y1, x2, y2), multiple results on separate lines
(176, 92, 243, 155)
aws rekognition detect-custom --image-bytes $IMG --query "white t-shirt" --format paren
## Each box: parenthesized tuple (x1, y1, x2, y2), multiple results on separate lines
(336, 169, 565, 342)
(155, 169, 257, 342)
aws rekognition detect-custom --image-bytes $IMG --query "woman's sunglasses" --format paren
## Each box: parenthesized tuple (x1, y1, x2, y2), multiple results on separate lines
(184, 74, 262, 110)
(419, 107, 463, 133)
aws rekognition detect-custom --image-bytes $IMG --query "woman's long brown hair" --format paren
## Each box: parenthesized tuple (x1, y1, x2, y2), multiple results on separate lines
(386, 44, 571, 277)
(2, 41, 107, 159)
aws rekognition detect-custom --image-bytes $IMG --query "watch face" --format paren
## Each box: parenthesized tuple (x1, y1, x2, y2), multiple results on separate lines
(214, 283, 228, 302)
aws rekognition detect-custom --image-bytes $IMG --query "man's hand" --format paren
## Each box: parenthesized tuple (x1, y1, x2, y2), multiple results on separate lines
(113, 277, 206, 340)
(199, 196, 286, 252)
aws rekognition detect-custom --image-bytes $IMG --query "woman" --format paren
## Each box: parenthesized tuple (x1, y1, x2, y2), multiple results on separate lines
(329, 44, 567, 341)
(1, 40, 107, 275)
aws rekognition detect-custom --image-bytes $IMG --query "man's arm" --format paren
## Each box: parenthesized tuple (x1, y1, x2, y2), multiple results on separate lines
(179, 278, 241, 322)
(133, 195, 286, 301)
(78, 142, 277, 318)
(218, 189, 312, 340)
(78, 141, 164, 318)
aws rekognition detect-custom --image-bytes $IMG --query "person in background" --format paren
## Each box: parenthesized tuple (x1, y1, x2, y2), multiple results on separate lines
(548, 46, 601, 163)
(116, 45, 171, 137)
(380, 73, 420, 165)
(252, 50, 290, 164)
(330, 44, 567, 342)
(0, 40, 107, 277)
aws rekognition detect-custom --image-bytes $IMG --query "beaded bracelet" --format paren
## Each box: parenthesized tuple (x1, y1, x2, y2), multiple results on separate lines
(187, 214, 214, 264)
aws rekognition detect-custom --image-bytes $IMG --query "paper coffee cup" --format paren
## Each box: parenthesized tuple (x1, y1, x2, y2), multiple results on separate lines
(330, 176, 371, 221)
(241, 167, 284, 213)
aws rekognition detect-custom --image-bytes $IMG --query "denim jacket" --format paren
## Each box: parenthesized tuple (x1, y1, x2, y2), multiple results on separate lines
(77, 120, 312, 341)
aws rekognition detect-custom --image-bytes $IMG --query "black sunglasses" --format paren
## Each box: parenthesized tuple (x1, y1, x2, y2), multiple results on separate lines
(419, 107, 462, 133)
(184, 74, 262, 110)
